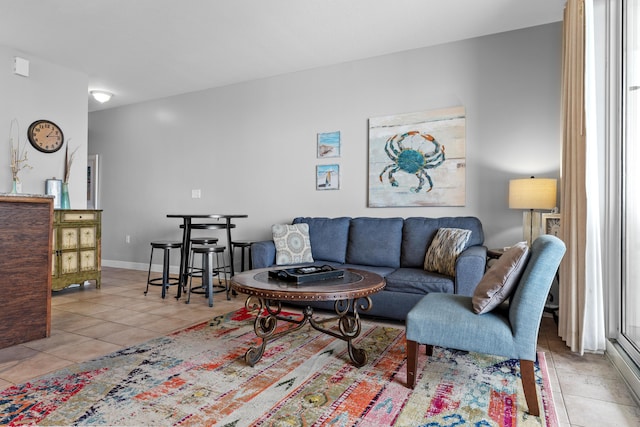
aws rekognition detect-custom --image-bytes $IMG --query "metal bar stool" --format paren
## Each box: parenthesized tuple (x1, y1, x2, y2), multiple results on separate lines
(231, 240, 255, 272)
(188, 236, 219, 278)
(186, 244, 229, 307)
(179, 223, 234, 271)
(192, 237, 219, 245)
(145, 240, 182, 299)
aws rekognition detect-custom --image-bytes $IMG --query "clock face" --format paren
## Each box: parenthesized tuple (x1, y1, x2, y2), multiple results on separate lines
(28, 120, 64, 153)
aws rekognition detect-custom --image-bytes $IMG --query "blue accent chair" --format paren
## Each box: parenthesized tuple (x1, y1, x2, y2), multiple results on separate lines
(405, 235, 566, 416)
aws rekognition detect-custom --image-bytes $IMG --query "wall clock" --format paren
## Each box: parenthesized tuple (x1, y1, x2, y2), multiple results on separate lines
(27, 120, 64, 153)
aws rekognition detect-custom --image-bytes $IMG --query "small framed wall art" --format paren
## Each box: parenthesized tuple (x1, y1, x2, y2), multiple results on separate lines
(316, 164, 339, 190)
(541, 213, 561, 237)
(317, 131, 340, 158)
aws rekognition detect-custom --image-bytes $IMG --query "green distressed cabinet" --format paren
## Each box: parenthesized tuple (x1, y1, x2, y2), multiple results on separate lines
(52, 209, 102, 291)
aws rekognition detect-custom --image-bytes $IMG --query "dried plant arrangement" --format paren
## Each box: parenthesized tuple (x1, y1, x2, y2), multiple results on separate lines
(63, 141, 78, 184)
(8, 119, 32, 182)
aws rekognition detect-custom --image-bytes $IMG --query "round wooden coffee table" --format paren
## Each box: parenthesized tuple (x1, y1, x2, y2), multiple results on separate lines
(230, 267, 385, 367)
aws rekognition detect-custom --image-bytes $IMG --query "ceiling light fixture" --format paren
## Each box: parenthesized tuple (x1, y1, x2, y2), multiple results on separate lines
(90, 90, 113, 103)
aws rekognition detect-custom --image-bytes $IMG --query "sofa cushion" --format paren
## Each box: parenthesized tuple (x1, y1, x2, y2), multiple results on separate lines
(472, 242, 530, 314)
(272, 223, 314, 265)
(401, 217, 484, 268)
(346, 217, 403, 268)
(401, 217, 440, 268)
(423, 227, 471, 276)
(292, 217, 350, 263)
(385, 268, 455, 294)
(333, 263, 396, 278)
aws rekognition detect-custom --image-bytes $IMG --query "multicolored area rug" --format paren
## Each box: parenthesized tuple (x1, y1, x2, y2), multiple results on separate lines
(0, 308, 558, 426)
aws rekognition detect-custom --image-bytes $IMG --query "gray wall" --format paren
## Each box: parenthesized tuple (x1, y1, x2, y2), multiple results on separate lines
(0, 45, 89, 206)
(89, 23, 562, 270)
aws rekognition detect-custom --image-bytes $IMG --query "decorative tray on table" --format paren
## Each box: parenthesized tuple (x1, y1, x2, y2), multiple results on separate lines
(268, 265, 344, 284)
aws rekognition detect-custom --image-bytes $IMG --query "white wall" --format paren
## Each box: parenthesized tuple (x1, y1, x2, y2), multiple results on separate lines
(89, 23, 562, 269)
(0, 45, 89, 207)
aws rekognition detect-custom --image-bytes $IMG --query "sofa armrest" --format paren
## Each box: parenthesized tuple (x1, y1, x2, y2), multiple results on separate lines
(454, 245, 487, 296)
(251, 240, 276, 269)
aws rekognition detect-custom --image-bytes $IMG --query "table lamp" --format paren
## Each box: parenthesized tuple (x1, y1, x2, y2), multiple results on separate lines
(509, 176, 557, 246)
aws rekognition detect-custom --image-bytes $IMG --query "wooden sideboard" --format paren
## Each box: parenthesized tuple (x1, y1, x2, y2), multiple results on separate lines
(53, 209, 102, 291)
(0, 194, 53, 349)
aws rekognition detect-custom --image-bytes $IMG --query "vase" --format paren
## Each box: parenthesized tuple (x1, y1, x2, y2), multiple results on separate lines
(11, 180, 19, 194)
(61, 182, 71, 209)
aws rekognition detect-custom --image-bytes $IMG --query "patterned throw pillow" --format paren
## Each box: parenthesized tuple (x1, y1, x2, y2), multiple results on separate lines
(472, 242, 530, 314)
(423, 227, 472, 277)
(272, 223, 314, 265)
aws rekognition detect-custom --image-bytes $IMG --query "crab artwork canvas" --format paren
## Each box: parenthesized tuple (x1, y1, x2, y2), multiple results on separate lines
(368, 106, 466, 207)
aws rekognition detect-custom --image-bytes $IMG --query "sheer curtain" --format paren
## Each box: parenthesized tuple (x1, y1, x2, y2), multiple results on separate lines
(559, 0, 606, 354)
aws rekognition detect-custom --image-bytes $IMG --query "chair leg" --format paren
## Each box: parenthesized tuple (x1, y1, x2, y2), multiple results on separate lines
(144, 247, 153, 295)
(218, 251, 230, 300)
(425, 344, 433, 356)
(406, 339, 419, 388)
(204, 252, 214, 307)
(186, 254, 196, 304)
(161, 248, 170, 299)
(520, 359, 540, 416)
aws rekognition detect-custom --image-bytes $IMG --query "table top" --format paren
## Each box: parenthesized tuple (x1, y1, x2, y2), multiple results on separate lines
(167, 214, 248, 219)
(230, 267, 385, 302)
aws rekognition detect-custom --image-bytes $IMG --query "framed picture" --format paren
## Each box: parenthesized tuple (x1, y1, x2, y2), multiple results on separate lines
(541, 213, 561, 237)
(317, 131, 340, 158)
(316, 164, 339, 190)
(87, 154, 100, 209)
(368, 106, 466, 207)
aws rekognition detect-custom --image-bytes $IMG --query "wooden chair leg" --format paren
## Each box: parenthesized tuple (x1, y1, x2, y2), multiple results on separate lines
(406, 339, 419, 388)
(520, 359, 540, 416)
(425, 344, 433, 356)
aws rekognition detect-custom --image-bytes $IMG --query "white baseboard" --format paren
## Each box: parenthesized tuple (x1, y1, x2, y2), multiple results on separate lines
(102, 259, 180, 274)
(607, 340, 640, 407)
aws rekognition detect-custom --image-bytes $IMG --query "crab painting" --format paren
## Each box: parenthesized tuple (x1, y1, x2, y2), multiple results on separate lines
(378, 131, 445, 193)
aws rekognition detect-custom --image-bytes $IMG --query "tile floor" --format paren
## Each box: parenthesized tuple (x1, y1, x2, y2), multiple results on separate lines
(0, 266, 639, 426)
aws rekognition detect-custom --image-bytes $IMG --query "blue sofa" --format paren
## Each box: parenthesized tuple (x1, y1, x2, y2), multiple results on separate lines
(251, 216, 487, 321)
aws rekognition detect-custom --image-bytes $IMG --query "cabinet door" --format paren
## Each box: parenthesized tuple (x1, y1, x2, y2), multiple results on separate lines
(60, 251, 78, 274)
(79, 250, 96, 272)
(79, 227, 96, 248)
(61, 227, 79, 249)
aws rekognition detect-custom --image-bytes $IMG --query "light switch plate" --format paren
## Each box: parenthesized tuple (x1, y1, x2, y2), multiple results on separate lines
(13, 57, 29, 77)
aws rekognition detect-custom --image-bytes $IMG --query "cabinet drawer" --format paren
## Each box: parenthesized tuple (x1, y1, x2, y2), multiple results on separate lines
(61, 212, 96, 222)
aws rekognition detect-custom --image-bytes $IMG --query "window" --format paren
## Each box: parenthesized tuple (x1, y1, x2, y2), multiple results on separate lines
(621, 0, 640, 366)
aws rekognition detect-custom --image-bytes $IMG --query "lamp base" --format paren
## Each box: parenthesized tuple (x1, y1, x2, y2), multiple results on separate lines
(522, 211, 542, 246)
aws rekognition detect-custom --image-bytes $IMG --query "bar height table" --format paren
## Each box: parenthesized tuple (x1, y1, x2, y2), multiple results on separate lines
(167, 214, 248, 298)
